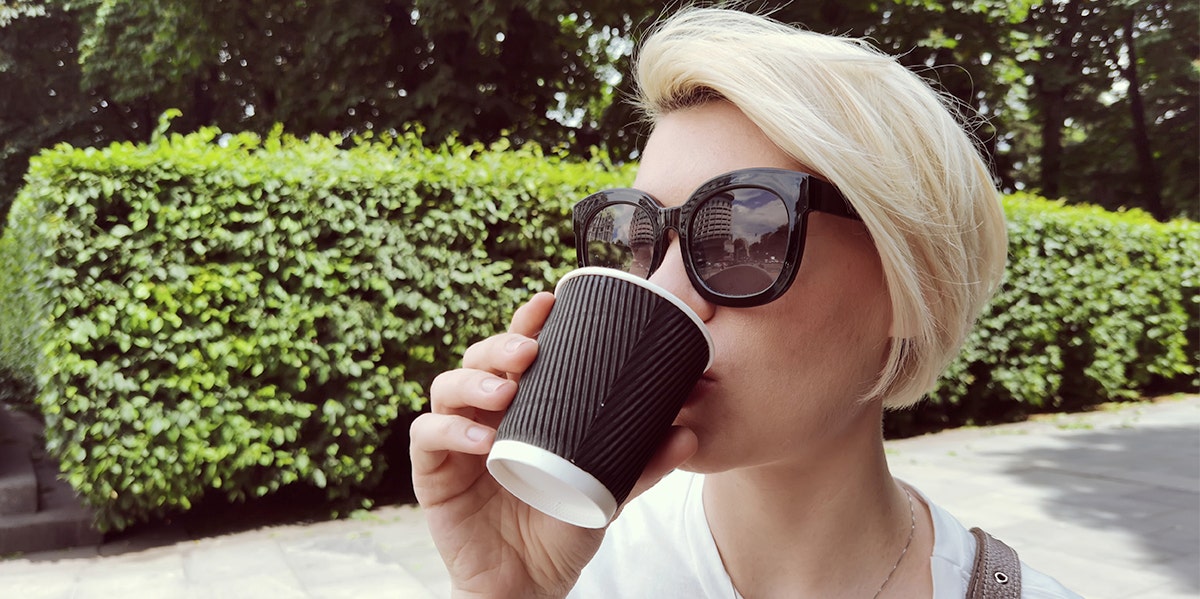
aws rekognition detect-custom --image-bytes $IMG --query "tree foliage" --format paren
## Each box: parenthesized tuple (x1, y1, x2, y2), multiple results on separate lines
(1010, 0, 1197, 219)
(0, 0, 1195, 228)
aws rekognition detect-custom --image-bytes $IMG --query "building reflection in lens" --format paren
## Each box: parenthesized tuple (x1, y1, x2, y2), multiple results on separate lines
(693, 190, 786, 296)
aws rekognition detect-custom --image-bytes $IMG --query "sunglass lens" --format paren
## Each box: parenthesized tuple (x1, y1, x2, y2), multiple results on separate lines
(688, 188, 790, 298)
(584, 204, 655, 277)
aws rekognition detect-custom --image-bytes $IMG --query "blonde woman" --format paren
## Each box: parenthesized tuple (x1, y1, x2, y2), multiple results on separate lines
(410, 8, 1080, 598)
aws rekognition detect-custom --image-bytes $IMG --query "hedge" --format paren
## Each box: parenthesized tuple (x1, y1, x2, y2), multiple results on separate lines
(0, 115, 629, 530)
(0, 214, 42, 411)
(892, 194, 1199, 434)
(0, 117, 1195, 528)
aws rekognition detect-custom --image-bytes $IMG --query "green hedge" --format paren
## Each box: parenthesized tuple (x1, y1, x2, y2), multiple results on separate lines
(0, 116, 628, 530)
(0, 116, 1195, 528)
(893, 194, 1199, 434)
(0, 203, 45, 412)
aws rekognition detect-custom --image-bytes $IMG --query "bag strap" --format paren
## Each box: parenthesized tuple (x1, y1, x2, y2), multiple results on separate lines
(967, 527, 1022, 599)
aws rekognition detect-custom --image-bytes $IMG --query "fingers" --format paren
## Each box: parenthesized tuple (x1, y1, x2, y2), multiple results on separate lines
(416, 292, 556, 478)
(461, 332, 540, 376)
(451, 292, 551, 382)
(509, 292, 555, 336)
(429, 368, 517, 416)
(626, 426, 698, 502)
(409, 412, 496, 476)
(411, 293, 559, 515)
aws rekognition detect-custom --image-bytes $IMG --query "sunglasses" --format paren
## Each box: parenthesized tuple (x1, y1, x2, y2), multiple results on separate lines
(572, 167, 860, 308)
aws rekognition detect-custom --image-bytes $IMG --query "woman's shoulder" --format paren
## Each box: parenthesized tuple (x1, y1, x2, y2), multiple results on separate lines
(913, 484, 1083, 599)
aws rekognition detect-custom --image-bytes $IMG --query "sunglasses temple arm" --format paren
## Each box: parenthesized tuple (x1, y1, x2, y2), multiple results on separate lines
(810, 180, 860, 221)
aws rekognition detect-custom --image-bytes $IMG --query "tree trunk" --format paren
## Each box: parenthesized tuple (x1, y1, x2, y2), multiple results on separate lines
(1121, 11, 1166, 220)
(188, 66, 218, 132)
(1038, 82, 1065, 199)
(1028, 0, 1085, 200)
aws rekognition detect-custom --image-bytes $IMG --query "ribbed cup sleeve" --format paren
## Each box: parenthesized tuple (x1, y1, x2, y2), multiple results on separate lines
(495, 274, 711, 506)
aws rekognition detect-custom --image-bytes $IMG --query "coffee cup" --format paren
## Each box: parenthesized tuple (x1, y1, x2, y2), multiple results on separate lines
(486, 267, 713, 528)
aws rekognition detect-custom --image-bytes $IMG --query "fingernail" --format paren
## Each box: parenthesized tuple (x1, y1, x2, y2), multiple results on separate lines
(480, 377, 504, 393)
(466, 426, 488, 442)
(505, 338, 533, 353)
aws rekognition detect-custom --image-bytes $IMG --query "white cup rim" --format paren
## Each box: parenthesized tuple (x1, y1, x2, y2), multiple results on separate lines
(555, 267, 714, 371)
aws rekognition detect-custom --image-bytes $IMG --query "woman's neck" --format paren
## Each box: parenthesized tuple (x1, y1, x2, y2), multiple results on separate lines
(702, 416, 931, 598)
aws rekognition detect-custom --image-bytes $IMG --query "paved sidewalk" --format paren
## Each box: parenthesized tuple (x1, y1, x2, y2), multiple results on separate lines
(886, 396, 1199, 599)
(1, 396, 1196, 598)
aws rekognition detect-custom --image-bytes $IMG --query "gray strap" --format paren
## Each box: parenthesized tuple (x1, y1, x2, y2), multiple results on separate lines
(967, 527, 1022, 599)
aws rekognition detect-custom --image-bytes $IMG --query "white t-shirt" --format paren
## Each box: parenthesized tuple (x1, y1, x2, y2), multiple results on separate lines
(569, 470, 1081, 598)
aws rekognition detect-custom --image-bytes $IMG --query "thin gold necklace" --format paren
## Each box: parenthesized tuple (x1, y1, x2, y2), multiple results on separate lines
(730, 488, 917, 599)
(871, 488, 916, 599)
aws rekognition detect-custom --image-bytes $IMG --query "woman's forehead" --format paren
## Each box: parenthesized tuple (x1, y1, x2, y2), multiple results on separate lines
(633, 103, 804, 206)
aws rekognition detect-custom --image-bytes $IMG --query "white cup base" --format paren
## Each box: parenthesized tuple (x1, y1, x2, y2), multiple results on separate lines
(486, 440, 617, 529)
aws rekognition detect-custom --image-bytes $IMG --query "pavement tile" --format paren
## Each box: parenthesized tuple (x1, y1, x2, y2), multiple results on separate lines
(282, 542, 395, 586)
(305, 571, 441, 599)
(1137, 519, 1200, 560)
(1016, 544, 1170, 599)
(196, 574, 308, 599)
(76, 550, 186, 579)
(71, 559, 189, 599)
(182, 538, 292, 582)
(925, 491, 1064, 530)
(0, 573, 74, 599)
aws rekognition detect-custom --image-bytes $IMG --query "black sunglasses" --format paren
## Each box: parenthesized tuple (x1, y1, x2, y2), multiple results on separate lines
(572, 167, 860, 307)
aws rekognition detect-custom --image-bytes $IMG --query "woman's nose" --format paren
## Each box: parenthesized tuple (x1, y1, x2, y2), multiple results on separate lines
(648, 237, 715, 321)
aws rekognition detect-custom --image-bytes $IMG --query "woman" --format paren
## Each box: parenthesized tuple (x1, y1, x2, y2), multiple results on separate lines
(410, 8, 1080, 598)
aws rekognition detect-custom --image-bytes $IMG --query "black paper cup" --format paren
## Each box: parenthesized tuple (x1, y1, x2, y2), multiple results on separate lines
(486, 267, 714, 528)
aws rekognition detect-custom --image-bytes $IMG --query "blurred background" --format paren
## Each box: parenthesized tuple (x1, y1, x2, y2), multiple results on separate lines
(0, 0, 1195, 549)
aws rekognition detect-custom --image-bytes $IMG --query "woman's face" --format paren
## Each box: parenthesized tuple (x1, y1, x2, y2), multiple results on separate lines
(632, 101, 893, 473)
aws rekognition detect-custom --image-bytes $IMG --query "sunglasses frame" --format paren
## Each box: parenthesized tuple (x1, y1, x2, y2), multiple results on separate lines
(572, 167, 860, 308)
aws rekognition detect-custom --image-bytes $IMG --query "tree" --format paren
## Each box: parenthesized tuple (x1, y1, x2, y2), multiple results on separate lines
(0, 0, 660, 228)
(65, 0, 659, 146)
(1137, 1, 1200, 218)
(0, 1, 170, 228)
(768, 0, 1197, 220)
(1015, 0, 1196, 219)
(1, 0, 1195, 228)
(1086, 0, 1196, 219)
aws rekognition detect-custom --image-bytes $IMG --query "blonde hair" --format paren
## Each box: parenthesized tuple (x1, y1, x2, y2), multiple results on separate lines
(634, 7, 1008, 409)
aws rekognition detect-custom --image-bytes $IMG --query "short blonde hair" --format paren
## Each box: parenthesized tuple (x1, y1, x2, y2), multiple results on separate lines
(634, 7, 1008, 409)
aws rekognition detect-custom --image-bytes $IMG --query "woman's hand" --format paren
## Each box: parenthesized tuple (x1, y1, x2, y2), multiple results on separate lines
(410, 291, 698, 598)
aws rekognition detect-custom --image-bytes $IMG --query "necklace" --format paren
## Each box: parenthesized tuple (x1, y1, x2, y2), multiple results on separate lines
(871, 488, 916, 599)
(728, 487, 918, 599)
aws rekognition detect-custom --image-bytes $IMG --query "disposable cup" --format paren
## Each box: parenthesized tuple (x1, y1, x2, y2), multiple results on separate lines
(486, 267, 713, 528)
